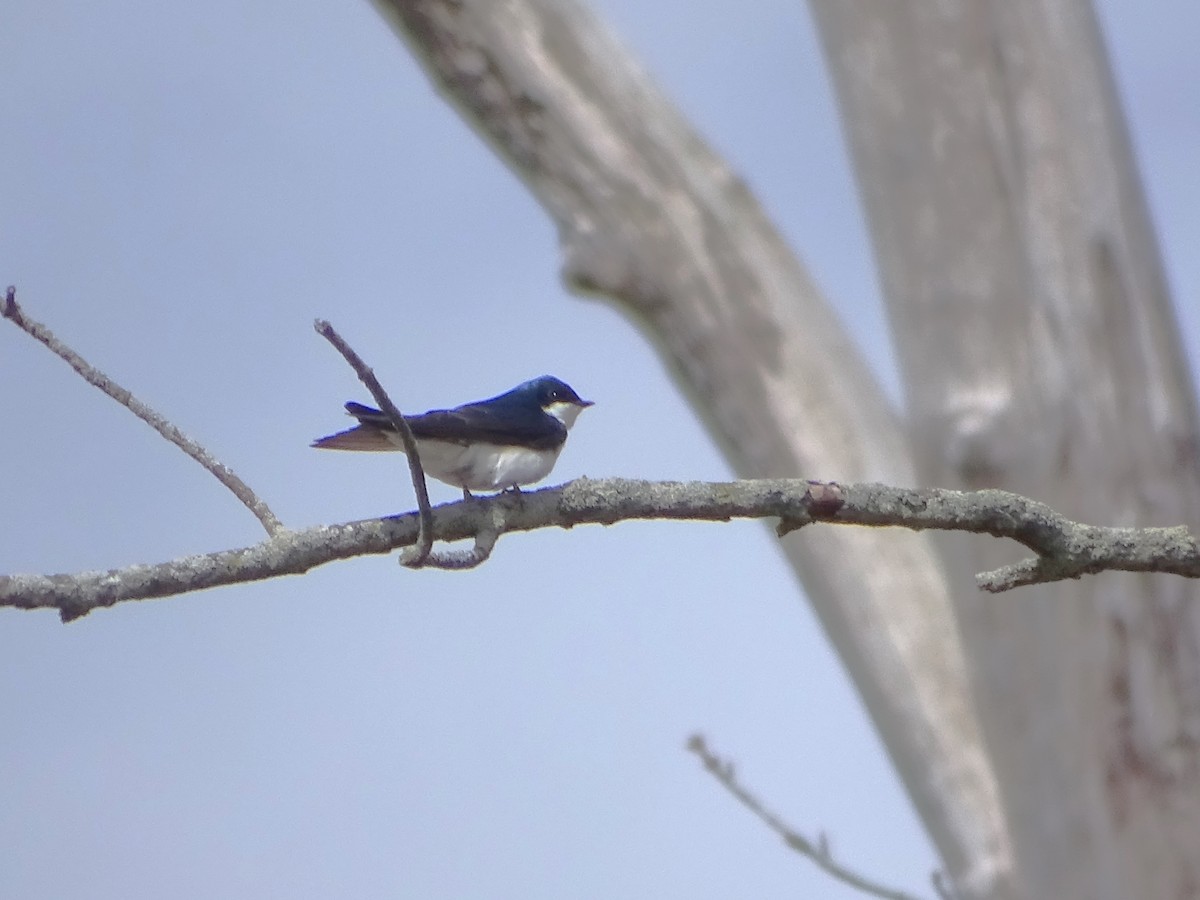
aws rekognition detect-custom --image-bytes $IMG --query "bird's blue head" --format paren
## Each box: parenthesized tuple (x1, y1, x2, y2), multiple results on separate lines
(519, 375, 593, 428)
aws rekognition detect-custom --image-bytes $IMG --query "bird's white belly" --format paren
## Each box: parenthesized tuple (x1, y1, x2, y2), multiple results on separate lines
(394, 436, 562, 491)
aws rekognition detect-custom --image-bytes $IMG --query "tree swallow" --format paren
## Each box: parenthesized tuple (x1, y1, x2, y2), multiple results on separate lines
(312, 375, 593, 498)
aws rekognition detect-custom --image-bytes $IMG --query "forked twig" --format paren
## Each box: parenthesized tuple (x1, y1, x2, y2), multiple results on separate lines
(2, 287, 282, 535)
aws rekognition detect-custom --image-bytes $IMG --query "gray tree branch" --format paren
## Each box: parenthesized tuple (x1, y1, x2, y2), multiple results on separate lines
(4, 477, 1195, 622)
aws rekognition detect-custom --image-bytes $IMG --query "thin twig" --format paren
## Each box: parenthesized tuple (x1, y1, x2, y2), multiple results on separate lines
(2, 286, 282, 535)
(313, 319, 434, 567)
(686, 734, 928, 900)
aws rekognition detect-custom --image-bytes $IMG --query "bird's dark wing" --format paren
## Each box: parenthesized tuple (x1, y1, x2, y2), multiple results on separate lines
(344, 401, 566, 451)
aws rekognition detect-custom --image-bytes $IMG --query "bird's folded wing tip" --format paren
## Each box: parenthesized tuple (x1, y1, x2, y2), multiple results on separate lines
(311, 427, 400, 452)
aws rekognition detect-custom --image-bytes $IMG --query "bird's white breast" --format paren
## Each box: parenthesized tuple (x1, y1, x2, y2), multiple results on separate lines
(392, 436, 562, 491)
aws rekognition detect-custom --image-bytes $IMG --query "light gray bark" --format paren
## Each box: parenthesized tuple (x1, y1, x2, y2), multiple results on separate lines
(9, 477, 1196, 618)
(810, 1, 1200, 898)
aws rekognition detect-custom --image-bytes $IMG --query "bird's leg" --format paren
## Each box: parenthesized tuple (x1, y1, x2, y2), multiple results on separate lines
(462, 487, 473, 501)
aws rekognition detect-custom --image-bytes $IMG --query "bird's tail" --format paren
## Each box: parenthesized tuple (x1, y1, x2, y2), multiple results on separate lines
(311, 426, 402, 452)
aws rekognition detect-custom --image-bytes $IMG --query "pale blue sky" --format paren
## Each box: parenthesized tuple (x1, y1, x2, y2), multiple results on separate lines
(1, 2, 1197, 898)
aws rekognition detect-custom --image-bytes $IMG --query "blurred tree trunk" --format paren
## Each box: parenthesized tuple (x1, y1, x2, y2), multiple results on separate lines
(811, 3, 1200, 898)
(372, 0, 1200, 896)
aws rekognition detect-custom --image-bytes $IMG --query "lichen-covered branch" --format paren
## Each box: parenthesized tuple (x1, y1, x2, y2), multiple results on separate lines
(775, 483, 1200, 591)
(3, 477, 1195, 622)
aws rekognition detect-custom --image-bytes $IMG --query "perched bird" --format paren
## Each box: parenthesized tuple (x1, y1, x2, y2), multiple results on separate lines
(312, 375, 593, 498)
